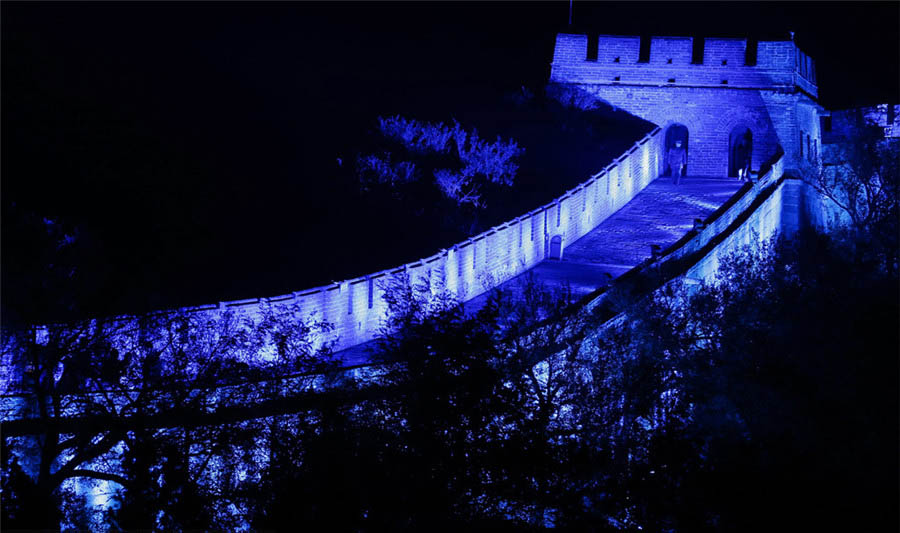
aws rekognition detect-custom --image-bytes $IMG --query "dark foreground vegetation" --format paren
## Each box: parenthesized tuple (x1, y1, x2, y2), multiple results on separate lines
(4, 105, 897, 533)
(3, 218, 897, 531)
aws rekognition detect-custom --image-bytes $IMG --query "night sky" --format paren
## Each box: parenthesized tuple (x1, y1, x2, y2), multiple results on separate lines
(3, 2, 898, 320)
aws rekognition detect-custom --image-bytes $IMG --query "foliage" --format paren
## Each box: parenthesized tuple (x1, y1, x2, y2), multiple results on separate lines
(356, 153, 419, 190)
(589, 230, 898, 531)
(3, 226, 897, 531)
(358, 115, 523, 208)
(1, 303, 335, 531)
(803, 117, 899, 252)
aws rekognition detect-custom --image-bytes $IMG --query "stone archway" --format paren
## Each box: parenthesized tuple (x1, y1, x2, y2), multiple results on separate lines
(664, 123, 689, 176)
(728, 126, 753, 178)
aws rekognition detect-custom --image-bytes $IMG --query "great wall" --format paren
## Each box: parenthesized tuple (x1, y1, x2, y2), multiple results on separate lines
(173, 33, 837, 362)
(4, 24, 899, 530)
(7, 33, 883, 375)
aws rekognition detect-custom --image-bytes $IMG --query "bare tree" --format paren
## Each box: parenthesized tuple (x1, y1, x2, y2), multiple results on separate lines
(1, 302, 335, 529)
(805, 117, 899, 236)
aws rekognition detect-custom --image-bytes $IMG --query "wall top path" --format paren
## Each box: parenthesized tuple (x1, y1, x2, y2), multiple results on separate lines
(551, 34, 817, 98)
(174, 127, 663, 321)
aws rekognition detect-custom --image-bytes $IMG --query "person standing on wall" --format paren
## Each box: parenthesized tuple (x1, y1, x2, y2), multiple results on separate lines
(738, 156, 751, 182)
(667, 140, 687, 185)
(736, 135, 752, 181)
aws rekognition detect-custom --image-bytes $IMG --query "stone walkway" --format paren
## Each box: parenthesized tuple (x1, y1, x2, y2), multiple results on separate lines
(463, 176, 744, 307)
(337, 175, 744, 366)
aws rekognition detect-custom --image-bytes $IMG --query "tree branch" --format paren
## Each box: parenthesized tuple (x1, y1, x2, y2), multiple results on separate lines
(68, 468, 129, 487)
(51, 430, 123, 485)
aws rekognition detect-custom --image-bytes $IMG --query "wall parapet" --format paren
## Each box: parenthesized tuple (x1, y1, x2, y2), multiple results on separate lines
(551, 33, 817, 97)
(660, 154, 786, 268)
(575, 151, 788, 330)
(176, 127, 663, 353)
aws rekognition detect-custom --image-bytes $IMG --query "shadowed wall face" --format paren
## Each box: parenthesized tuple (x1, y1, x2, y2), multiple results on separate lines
(550, 34, 824, 176)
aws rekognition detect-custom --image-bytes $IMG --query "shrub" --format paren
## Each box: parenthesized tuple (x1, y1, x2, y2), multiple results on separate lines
(359, 115, 524, 207)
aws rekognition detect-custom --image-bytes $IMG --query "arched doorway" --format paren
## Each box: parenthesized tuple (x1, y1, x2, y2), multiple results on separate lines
(664, 124, 689, 176)
(548, 235, 563, 260)
(728, 126, 753, 178)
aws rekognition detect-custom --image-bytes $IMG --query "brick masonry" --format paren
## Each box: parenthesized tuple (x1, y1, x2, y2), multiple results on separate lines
(550, 34, 825, 177)
(118, 34, 838, 359)
(192, 128, 665, 354)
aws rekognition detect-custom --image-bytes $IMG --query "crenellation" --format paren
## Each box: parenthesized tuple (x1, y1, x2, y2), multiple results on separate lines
(104, 32, 838, 360)
(551, 33, 816, 99)
(596, 35, 641, 63)
(649, 36, 693, 65)
(705, 38, 746, 66)
(756, 41, 795, 70)
(551, 32, 825, 177)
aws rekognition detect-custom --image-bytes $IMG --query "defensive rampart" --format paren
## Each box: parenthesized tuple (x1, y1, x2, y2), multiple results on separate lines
(178, 128, 664, 353)
(551, 35, 817, 94)
(550, 34, 824, 178)
(18, 34, 841, 365)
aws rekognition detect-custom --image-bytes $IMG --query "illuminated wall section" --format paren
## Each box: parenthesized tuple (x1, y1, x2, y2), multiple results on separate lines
(550, 33, 825, 176)
(176, 127, 663, 354)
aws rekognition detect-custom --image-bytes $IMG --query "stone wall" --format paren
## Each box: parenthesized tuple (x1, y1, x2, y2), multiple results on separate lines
(552, 35, 816, 92)
(185, 128, 664, 353)
(579, 84, 781, 177)
(684, 174, 793, 282)
(550, 33, 824, 177)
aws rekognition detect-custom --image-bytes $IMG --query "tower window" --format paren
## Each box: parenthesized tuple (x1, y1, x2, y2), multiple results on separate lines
(614, 56, 620, 63)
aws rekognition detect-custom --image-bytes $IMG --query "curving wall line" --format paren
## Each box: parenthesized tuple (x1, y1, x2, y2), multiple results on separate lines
(179, 127, 664, 353)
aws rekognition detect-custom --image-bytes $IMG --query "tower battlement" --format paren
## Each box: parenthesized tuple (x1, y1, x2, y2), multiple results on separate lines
(550, 33, 825, 177)
(551, 34, 817, 98)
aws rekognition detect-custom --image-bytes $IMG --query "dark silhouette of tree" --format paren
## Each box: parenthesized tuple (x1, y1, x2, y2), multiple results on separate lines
(2, 300, 335, 530)
(805, 115, 899, 274)
(4, 202, 896, 531)
(581, 230, 898, 531)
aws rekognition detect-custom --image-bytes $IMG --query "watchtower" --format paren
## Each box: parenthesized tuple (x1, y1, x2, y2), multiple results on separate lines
(550, 34, 825, 177)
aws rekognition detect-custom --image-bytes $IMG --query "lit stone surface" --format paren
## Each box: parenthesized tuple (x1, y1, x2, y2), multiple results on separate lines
(550, 33, 824, 176)
(465, 175, 744, 306)
(228, 32, 833, 366)
(336, 175, 744, 366)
